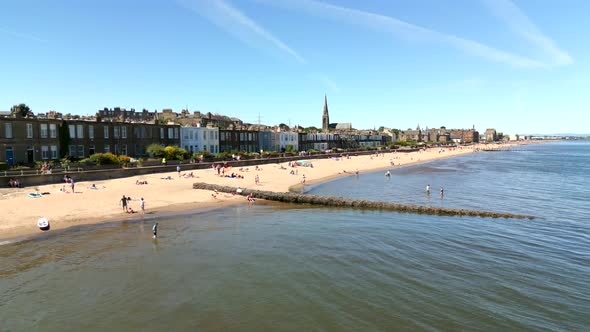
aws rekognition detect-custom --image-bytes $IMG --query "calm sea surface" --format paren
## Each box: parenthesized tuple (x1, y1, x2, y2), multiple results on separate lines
(1, 141, 589, 331)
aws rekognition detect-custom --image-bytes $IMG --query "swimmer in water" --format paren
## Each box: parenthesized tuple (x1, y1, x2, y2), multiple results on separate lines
(152, 222, 158, 239)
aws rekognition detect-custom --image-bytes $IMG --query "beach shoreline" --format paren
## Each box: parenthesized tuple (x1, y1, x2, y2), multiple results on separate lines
(0, 142, 537, 243)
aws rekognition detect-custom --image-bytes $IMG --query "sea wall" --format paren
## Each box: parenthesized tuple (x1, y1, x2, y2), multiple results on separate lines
(192, 182, 535, 220)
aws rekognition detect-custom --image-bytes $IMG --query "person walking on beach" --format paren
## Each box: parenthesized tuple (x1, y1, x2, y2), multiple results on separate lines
(121, 195, 128, 212)
(140, 197, 145, 215)
(70, 177, 75, 193)
(152, 223, 158, 239)
(177, 165, 181, 178)
(255, 174, 260, 185)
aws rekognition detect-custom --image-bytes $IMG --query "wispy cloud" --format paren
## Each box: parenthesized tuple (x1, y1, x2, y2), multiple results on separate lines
(0, 27, 46, 43)
(309, 72, 339, 93)
(255, 0, 562, 68)
(480, 0, 572, 66)
(410, 77, 486, 95)
(178, 0, 306, 64)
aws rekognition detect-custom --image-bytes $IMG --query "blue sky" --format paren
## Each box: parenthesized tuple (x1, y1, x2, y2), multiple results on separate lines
(1, 0, 588, 134)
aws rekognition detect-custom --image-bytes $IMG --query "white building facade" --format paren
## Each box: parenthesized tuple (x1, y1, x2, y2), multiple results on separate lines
(271, 131, 299, 151)
(180, 126, 219, 155)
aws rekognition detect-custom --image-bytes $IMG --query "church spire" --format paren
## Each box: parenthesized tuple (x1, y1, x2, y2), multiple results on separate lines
(322, 94, 330, 131)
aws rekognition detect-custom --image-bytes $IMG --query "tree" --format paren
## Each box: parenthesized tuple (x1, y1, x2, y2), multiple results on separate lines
(146, 144, 165, 158)
(11, 103, 31, 117)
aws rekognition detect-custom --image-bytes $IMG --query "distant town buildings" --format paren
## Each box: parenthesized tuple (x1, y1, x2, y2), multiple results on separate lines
(1, 97, 519, 167)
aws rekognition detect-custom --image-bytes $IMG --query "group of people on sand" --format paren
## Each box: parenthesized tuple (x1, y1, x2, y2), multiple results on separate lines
(223, 173, 244, 179)
(8, 178, 22, 188)
(121, 195, 145, 214)
(136, 179, 148, 185)
(61, 175, 75, 193)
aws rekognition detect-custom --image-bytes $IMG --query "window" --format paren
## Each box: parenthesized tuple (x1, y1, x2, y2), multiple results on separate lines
(121, 126, 127, 139)
(42, 146, 49, 160)
(121, 144, 127, 156)
(114, 126, 119, 139)
(168, 128, 174, 139)
(40, 124, 48, 138)
(210, 131, 214, 140)
(104, 126, 110, 139)
(104, 145, 110, 153)
(69, 125, 76, 138)
(174, 128, 179, 139)
(240, 133, 244, 141)
(50, 124, 57, 138)
(69, 145, 76, 156)
(76, 125, 83, 138)
(89, 125, 94, 139)
(160, 128, 164, 138)
(5, 123, 13, 138)
(77, 145, 84, 158)
(203, 131, 207, 139)
(220, 132, 225, 141)
(27, 123, 33, 138)
(50, 145, 58, 159)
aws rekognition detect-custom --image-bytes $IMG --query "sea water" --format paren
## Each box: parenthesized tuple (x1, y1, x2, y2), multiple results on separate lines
(1, 141, 589, 331)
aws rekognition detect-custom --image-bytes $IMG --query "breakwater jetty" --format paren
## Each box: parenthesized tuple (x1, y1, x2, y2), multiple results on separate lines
(192, 183, 535, 220)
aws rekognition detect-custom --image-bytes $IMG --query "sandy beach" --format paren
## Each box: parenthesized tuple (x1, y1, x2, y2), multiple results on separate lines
(0, 143, 527, 241)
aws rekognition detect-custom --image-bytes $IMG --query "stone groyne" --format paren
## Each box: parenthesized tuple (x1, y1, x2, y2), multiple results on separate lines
(192, 183, 535, 220)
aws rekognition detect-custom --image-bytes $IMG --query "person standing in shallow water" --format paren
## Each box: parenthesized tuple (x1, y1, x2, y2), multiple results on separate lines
(152, 223, 158, 239)
(426, 184, 430, 194)
(121, 195, 128, 212)
(140, 197, 145, 215)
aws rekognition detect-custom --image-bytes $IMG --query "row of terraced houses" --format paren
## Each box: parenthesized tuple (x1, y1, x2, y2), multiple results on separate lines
(0, 110, 389, 166)
(1, 97, 495, 165)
